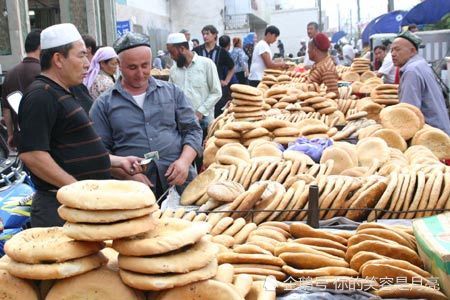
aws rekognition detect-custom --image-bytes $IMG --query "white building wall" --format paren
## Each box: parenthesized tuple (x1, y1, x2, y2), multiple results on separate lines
(116, 0, 170, 55)
(270, 8, 318, 57)
(170, 0, 225, 42)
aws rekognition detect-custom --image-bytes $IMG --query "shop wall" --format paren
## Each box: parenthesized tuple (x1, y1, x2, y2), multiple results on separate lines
(170, 0, 226, 43)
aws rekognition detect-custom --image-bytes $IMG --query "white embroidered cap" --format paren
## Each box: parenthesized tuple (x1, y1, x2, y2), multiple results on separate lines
(41, 23, 83, 50)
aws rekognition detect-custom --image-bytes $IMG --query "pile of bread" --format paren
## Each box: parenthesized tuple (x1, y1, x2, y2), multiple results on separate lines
(213, 221, 447, 300)
(0, 180, 251, 299)
(228, 84, 267, 122)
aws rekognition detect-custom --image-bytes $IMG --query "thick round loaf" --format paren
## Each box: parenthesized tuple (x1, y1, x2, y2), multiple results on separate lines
(0, 269, 39, 300)
(4, 227, 104, 264)
(282, 265, 359, 277)
(345, 240, 423, 267)
(57, 180, 155, 210)
(156, 279, 242, 300)
(279, 252, 349, 269)
(374, 284, 447, 300)
(218, 252, 284, 267)
(119, 259, 218, 291)
(290, 222, 347, 245)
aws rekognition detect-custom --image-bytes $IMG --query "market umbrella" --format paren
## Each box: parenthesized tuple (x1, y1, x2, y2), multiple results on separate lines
(401, 0, 450, 26)
(361, 10, 407, 44)
(331, 31, 347, 44)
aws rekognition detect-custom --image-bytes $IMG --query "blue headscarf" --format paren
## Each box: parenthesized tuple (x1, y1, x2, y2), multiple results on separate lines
(243, 32, 255, 47)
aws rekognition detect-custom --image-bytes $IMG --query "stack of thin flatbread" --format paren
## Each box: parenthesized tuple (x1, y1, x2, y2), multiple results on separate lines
(370, 84, 399, 105)
(350, 58, 370, 74)
(112, 218, 218, 291)
(57, 180, 158, 241)
(3, 227, 107, 280)
(229, 84, 265, 122)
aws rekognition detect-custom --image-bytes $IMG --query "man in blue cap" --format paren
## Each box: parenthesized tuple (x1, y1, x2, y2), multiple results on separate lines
(90, 32, 203, 199)
(391, 31, 450, 135)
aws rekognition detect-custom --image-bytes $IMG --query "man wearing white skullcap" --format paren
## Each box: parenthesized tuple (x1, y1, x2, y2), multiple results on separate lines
(17, 23, 145, 227)
(90, 32, 203, 200)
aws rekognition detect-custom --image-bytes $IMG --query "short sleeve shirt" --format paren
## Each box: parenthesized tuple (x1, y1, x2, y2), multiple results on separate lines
(18, 75, 111, 191)
(249, 40, 272, 81)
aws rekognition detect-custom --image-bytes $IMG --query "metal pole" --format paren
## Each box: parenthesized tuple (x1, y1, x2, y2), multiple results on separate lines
(307, 185, 319, 228)
(357, 0, 361, 40)
(318, 0, 322, 31)
(387, 0, 394, 12)
(337, 4, 341, 31)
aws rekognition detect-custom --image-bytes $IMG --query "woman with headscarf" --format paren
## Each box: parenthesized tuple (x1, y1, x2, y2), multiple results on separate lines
(243, 32, 256, 70)
(84, 46, 118, 100)
(230, 37, 249, 85)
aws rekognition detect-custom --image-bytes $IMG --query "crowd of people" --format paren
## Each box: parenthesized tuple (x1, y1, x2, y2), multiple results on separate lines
(0, 20, 449, 228)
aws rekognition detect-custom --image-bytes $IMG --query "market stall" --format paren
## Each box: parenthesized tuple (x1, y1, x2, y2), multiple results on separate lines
(0, 63, 449, 300)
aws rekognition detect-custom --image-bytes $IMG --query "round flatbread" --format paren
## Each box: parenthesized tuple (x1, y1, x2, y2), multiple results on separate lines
(118, 238, 218, 274)
(181, 168, 222, 205)
(411, 128, 450, 160)
(58, 205, 157, 224)
(356, 137, 390, 167)
(45, 267, 145, 300)
(0, 269, 39, 300)
(4, 252, 107, 280)
(57, 180, 155, 210)
(230, 84, 262, 96)
(119, 259, 218, 291)
(112, 218, 211, 256)
(155, 279, 242, 300)
(4, 227, 104, 264)
(371, 129, 407, 152)
(320, 146, 355, 175)
(380, 106, 422, 140)
(64, 215, 157, 241)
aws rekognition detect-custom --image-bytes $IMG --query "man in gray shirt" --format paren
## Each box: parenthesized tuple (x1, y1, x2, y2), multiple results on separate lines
(90, 32, 203, 198)
(391, 31, 450, 135)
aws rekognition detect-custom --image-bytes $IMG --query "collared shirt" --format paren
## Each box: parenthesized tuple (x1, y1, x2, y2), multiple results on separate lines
(378, 52, 396, 84)
(193, 44, 235, 81)
(169, 52, 222, 118)
(90, 77, 203, 188)
(18, 75, 111, 192)
(308, 55, 339, 94)
(399, 54, 450, 135)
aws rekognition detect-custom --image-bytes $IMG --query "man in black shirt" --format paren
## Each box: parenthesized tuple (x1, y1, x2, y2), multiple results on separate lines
(193, 25, 235, 117)
(17, 23, 142, 227)
(1, 29, 42, 148)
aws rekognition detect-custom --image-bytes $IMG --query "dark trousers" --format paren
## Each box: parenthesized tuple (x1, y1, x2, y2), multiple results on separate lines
(31, 191, 65, 227)
(249, 80, 260, 87)
(235, 71, 248, 85)
(215, 86, 232, 118)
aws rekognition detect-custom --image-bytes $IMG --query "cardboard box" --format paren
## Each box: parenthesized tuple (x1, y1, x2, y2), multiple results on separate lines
(413, 213, 450, 298)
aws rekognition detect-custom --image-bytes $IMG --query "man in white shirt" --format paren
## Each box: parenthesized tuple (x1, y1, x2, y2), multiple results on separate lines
(248, 25, 288, 87)
(376, 47, 396, 84)
(167, 33, 222, 130)
(341, 39, 355, 66)
(303, 22, 319, 69)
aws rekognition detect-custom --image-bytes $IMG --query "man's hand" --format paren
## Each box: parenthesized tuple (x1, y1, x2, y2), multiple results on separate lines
(195, 111, 203, 121)
(220, 80, 228, 87)
(129, 173, 154, 187)
(165, 158, 190, 186)
(112, 156, 145, 175)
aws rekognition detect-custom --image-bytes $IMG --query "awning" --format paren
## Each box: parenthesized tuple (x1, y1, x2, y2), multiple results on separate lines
(361, 10, 407, 44)
(401, 0, 450, 26)
(331, 31, 347, 44)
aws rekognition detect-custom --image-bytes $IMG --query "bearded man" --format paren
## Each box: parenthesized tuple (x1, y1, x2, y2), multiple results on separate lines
(167, 32, 222, 134)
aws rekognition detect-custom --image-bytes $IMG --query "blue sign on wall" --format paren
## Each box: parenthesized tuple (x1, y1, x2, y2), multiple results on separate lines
(116, 20, 131, 37)
(116, 0, 127, 5)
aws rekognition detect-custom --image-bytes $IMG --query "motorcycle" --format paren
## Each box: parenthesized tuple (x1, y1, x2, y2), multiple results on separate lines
(0, 118, 35, 255)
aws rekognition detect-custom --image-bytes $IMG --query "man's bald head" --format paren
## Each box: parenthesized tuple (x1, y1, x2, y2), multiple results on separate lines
(391, 37, 417, 67)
